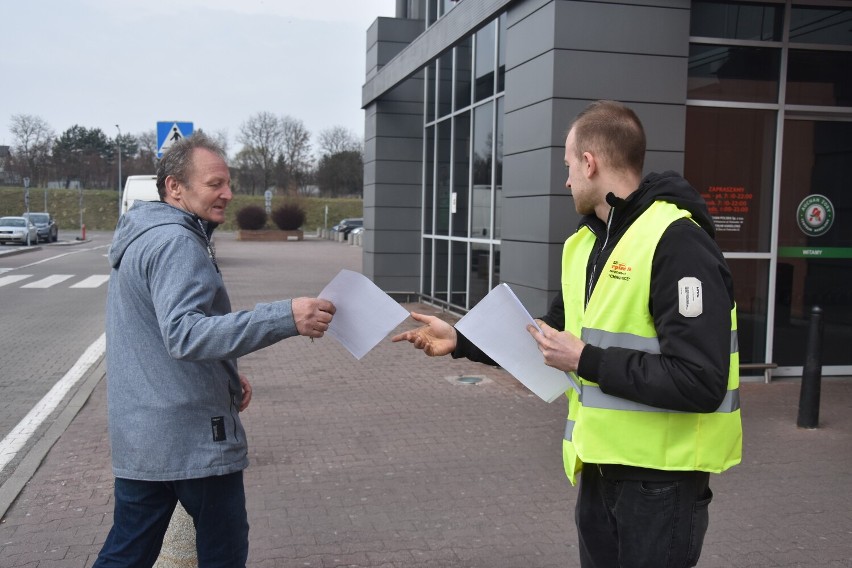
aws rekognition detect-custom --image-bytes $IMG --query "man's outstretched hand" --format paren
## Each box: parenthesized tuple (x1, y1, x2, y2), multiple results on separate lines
(391, 311, 457, 357)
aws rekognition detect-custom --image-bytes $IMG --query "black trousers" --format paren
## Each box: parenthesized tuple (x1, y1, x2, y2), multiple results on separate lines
(576, 464, 713, 568)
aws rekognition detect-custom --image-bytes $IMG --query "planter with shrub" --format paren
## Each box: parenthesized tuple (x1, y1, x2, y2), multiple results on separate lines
(236, 202, 305, 241)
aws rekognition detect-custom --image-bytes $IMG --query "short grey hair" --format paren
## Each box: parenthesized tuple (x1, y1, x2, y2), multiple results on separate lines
(156, 132, 227, 199)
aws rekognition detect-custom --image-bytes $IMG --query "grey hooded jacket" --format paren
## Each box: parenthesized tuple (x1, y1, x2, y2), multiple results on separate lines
(106, 201, 298, 480)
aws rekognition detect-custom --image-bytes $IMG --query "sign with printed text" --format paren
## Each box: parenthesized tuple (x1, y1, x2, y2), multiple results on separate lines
(156, 121, 194, 158)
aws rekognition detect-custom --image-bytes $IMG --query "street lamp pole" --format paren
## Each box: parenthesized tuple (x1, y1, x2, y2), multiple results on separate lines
(116, 124, 122, 217)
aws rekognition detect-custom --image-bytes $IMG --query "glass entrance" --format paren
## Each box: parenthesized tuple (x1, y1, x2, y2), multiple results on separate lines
(775, 119, 852, 373)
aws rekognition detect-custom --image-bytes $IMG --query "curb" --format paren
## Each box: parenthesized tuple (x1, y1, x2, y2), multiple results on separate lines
(0, 357, 106, 520)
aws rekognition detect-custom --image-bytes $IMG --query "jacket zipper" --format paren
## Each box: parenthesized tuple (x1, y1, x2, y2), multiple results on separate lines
(586, 207, 615, 307)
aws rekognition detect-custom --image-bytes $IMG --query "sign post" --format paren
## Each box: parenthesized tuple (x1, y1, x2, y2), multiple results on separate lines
(23, 177, 30, 214)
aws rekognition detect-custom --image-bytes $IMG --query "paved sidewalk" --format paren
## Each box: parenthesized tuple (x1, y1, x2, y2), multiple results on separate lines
(0, 232, 850, 567)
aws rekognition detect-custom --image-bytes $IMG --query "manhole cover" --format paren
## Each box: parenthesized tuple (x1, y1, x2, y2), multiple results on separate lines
(456, 376, 483, 385)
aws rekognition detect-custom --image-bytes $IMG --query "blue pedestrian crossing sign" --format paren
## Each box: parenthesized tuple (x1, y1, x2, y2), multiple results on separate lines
(157, 121, 194, 158)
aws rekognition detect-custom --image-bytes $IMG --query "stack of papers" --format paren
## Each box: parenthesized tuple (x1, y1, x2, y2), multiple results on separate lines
(318, 269, 410, 360)
(456, 283, 577, 403)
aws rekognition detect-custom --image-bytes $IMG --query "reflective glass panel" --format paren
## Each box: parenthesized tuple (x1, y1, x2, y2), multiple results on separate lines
(455, 38, 473, 111)
(790, 6, 852, 45)
(437, 51, 453, 118)
(452, 112, 471, 237)
(434, 238, 449, 302)
(786, 49, 852, 107)
(688, 44, 780, 102)
(450, 240, 467, 308)
(497, 15, 506, 93)
(472, 102, 493, 238)
(426, 63, 436, 123)
(684, 106, 776, 253)
(422, 238, 433, 296)
(776, 119, 852, 367)
(470, 243, 490, 306)
(690, 1, 783, 41)
(494, 97, 504, 240)
(435, 120, 452, 236)
(475, 21, 496, 102)
(424, 125, 435, 234)
(492, 243, 501, 288)
(727, 259, 769, 365)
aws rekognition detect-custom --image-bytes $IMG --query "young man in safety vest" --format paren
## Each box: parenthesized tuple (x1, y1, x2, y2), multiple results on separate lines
(393, 100, 741, 568)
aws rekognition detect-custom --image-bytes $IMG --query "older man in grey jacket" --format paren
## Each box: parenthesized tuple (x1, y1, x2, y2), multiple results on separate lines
(94, 133, 335, 568)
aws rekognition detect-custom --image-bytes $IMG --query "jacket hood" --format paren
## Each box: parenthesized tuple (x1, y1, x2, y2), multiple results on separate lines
(628, 171, 716, 238)
(108, 201, 213, 268)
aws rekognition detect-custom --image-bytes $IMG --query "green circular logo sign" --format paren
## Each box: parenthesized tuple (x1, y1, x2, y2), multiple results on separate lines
(797, 194, 834, 237)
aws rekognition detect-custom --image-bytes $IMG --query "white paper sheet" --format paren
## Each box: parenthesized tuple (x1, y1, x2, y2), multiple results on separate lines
(455, 283, 577, 403)
(318, 269, 410, 360)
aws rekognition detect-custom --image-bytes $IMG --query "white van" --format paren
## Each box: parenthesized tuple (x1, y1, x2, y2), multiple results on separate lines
(120, 175, 160, 215)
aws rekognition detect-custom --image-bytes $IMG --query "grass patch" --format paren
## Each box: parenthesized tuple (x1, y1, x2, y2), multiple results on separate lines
(0, 186, 362, 233)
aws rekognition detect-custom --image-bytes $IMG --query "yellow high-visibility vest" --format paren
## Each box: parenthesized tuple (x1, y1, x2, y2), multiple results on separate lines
(561, 201, 742, 485)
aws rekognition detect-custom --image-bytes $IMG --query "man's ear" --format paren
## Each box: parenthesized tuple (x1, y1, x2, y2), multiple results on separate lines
(583, 151, 597, 178)
(165, 176, 181, 199)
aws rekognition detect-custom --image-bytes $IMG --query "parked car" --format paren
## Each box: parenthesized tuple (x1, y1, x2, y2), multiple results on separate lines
(0, 216, 38, 246)
(331, 217, 363, 240)
(22, 212, 58, 243)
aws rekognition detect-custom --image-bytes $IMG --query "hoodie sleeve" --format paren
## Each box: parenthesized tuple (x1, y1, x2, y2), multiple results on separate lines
(147, 233, 299, 361)
(578, 219, 734, 413)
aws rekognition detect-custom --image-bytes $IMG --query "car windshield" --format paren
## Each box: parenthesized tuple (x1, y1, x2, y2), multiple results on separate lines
(1, 218, 25, 227)
(27, 214, 48, 223)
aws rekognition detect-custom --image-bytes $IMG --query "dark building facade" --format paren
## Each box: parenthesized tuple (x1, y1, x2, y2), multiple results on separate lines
(362, 0, 852, 378)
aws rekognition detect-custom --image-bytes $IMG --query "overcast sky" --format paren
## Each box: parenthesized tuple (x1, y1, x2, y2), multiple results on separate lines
(0, 0, 397, 156)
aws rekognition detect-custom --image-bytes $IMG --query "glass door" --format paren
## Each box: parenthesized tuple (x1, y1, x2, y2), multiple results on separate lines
(775, 118, 852, 374)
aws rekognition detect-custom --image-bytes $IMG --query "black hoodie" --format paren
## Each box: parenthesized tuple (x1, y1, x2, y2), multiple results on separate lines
(454, 171, 735, 413)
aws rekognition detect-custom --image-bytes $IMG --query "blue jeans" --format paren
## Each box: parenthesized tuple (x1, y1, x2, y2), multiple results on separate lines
(93, 471, 249, 568)
(576, 465, 712, 568)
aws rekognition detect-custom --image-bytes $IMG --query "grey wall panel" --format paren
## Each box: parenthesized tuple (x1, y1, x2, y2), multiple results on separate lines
(365, 229, 421, 253)
(365, 184, 423, 208)
(366, 100, 424, 117)
(503, 53, 556, 113)
(553, 1, 690, 56)
(368, 253, 423, 278)
(373, 113, 425, 138)
(553, 50, 687, 104)
(365, 136, 424, 162)
(364, 159, 422, 185)
(504, 2, 555, 70)
(503, 100, 556, 156)
(644, 150, 685, 176)
(365, 206, 422, 231)
(502, 194, 576, 243)
(503, 146, 566, 198)
(507, 0, 555, 30)
(499, 239, 565, 299)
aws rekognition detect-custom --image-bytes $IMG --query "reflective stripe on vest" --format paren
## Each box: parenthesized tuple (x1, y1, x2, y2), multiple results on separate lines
(560, 200, 742, 485)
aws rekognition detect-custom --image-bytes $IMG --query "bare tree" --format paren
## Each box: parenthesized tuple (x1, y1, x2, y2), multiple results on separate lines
(317, 126, 361, 157)
(237, 111, 284, 194)
(278, 116, 312, 193)
(9, 113, 55, 186)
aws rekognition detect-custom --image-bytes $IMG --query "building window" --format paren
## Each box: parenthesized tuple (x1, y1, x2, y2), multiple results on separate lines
(684, 106, 776, 253)
(688, 45, 781, 103)
(422, 16, 505, 310)
(688, 0, 852, 374)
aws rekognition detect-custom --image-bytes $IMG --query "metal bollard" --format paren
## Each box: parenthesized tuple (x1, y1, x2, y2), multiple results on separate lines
(797, 305, 824, 429)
